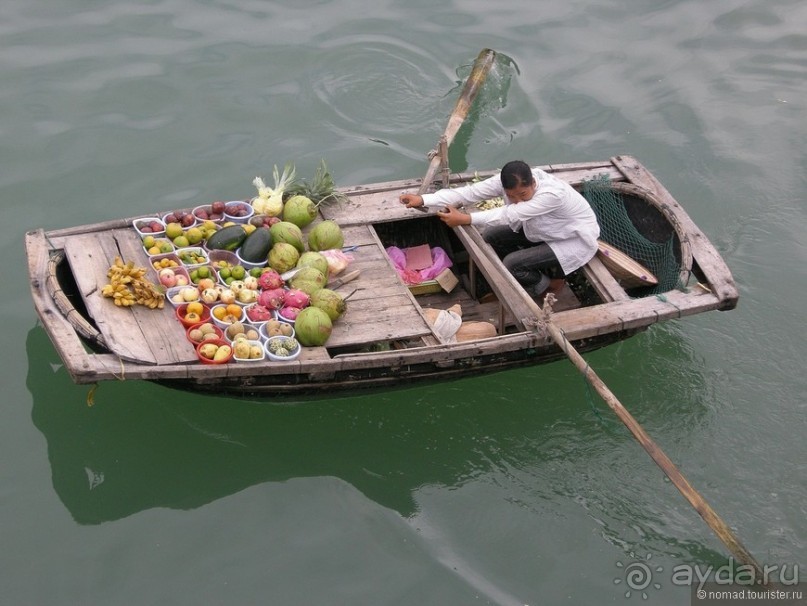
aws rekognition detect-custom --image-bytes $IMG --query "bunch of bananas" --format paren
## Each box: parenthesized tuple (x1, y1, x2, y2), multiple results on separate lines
(475, 197, 504, 210)
(101, 256, 165, 309)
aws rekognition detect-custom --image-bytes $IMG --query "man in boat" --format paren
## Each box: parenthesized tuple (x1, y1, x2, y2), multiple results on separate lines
(399, 160, 600, 300)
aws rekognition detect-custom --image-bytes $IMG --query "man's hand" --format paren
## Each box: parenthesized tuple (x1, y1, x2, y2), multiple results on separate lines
(437, 205, 471, 227)
(399, 193, 424, 208)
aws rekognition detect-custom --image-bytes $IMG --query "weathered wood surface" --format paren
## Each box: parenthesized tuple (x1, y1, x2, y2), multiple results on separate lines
(582, 256, 631, 302)
(310, 223, 433, 347)
(26, 229, 99, 381)
(63, 229, 196, 365)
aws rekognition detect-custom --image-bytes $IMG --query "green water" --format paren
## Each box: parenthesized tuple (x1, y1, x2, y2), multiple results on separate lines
(3, 1, 805, 604)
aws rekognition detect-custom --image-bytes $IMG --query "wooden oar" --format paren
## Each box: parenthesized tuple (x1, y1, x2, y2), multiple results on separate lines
(417, 48, 497, 196)
(539, 298, 766, 580)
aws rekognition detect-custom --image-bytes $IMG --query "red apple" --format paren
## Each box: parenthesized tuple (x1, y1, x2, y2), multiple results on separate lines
(211, 200, 226, 214)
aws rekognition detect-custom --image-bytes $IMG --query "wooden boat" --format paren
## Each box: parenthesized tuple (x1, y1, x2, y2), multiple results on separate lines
(25, 154, 737, 397)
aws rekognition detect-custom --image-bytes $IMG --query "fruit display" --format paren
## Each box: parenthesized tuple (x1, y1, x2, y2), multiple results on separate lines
(307, 220, 343, 251)
(269, 221, 305, 253)
(211, 303, 244, 325)
(262, 319, 294, 338)
(192, 202, 225, 223)
(150, 254, 181, 271)
(158, 267, 190, 288)
(177, 247, 208, 267)
(187, 322, 223, 344)
(296, 251, 329, 277)
(101, 256, 165, 309)
(232, 339, 265, 361)
(206, 224, 247, 251)
(251, 163, 296, 217)
(289, 266, 326, 295)
(196, 339, 233, 364)
(293, 306, 332, 346)
(188, 264, 213, 284)
(133, 163, 352, 362)
(309, 288, 346, 321)
(224, 320, 260, 342)
(267, 242, 300, 273)
(265, 336, 300, 360)
(142, 236, 174, 256)
(224, 201, 253, 220)
(161, 208, 196, 228)
(217, 263, 247, 286)
(282, 195, 317, 228)
(176, 302, 210, 328)
(238, 227, 273, 264)
(133, 217, 165, 235)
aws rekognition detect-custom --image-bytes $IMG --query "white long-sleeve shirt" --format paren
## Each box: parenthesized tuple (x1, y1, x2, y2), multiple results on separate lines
(421, 167, 600, 274)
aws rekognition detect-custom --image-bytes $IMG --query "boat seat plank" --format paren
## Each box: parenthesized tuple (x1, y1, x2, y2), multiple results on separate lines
(581, 256, 630, 302)
(63, 230, 197, 365)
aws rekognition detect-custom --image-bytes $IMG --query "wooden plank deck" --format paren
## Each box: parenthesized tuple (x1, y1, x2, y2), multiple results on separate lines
(63, 229, 197, 365)
(327, 224, 434, 347)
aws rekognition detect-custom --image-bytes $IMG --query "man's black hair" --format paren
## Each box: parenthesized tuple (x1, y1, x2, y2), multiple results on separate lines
(500, 160, 534, 189)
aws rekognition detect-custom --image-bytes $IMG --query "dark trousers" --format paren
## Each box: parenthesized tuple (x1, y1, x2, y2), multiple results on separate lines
(482, 225, 560, 295)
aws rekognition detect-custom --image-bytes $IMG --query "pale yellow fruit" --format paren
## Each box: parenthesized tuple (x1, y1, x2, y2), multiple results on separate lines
(213, 345, 231, 361)
(234, 341, 251, 359)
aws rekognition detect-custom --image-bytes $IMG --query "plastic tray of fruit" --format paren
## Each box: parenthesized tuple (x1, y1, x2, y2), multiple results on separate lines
(175, 246, 209, 269)
(223, 200, 254, 223)
(143, 236, 175, 256)
(222, 321, 262, 344)
(160, 208, 197, 229)
(264, 335, 301, 361)
(210, 303, 245, 329)
(216, 263, 249, 287)
(232, 338, 265, 362)
(166, 285, 202, 307)
(208, 249, 239, 271)
(259, 319, 295, 341)
(193, 201, 227, 224)
(132, 216, 165, 236)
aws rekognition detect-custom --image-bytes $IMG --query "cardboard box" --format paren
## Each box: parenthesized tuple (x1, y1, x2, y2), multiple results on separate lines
(435, 268, 459, 293)
(407, 269, 459, 295)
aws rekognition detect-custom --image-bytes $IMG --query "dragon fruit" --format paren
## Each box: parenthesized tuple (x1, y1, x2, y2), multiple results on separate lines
(245, 304, 274, 323)
(283, 288, 310, 309)
(278, 306, 302, 321)
(257, 287, 285, 310)
(258, 269, 284, 291)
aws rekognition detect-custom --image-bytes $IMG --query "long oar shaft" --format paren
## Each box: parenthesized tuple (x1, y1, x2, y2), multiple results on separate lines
(543, 318, 765, 579)
(418, 48, 497, 194)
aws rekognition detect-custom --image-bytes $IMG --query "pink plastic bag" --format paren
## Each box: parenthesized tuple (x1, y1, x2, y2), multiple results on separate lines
(386, 246, 452, 284)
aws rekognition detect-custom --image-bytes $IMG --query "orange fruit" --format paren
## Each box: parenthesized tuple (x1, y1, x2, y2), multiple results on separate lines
(212, 306, 227, 320)
(184, 311, 201, 324)
(186, 301, 204, 316)
(225, 304, 242, 318)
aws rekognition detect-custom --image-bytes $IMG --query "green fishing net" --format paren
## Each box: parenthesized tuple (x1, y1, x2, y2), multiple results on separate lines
(582, 175, 685, 295)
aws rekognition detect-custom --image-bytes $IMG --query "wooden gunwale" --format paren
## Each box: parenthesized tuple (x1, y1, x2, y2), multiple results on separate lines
(25, 156, 737, 391)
